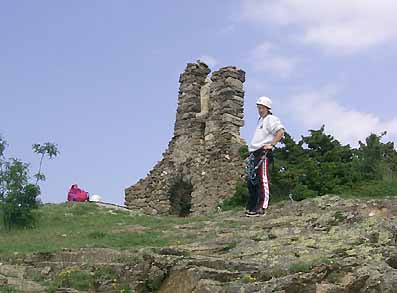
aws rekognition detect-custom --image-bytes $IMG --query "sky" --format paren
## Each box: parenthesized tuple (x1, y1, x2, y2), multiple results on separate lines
(1, 1, 397, 205)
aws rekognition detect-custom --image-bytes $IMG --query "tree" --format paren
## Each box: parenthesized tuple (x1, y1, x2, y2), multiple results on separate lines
(0, 158, 40, 230)
(228, 126, 397, 207)
(271, 133, 311, 200)
(270, 127, 354, 199)
(299, 126, 353, 195)
(33, 143, 59, 184)
(0, 136, 59, 230)
(353, 131, 396, 181)
(383, 141, 397, 179)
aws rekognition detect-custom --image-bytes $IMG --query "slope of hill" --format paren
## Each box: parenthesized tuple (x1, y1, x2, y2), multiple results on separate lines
(1, 196, 397, 292)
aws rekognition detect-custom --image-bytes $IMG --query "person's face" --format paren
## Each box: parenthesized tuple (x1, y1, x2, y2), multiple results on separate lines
(257, 104, 269, 117)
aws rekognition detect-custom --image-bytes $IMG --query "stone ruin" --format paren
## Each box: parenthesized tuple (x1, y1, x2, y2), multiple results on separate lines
(125, 61, 246, 215)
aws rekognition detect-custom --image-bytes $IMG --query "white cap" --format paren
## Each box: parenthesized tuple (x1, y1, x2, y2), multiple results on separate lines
(90, 194, 102, 202)
(256, 96, 272, 109)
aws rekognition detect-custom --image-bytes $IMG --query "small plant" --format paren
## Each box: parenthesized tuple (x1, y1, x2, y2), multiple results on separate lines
(333, 211, 346, 222)
(242, 273, 257, 283)
(91, 266, 119, 290)
(32, 143, 59, 184)
(289, 258, 333, 274)
(289, 261, 313, 273)
(52, 267, 92, 290)
(222, 242, 237, 252)
(88, 231, 107, 239)
(239, 145, 249, 159)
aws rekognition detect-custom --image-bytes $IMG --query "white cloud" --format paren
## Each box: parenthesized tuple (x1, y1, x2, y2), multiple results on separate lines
(197, 55, 218, 68)
(250, 42, 298, 78)
(240, 0, 397, 54)
(286, 87, 397, 145)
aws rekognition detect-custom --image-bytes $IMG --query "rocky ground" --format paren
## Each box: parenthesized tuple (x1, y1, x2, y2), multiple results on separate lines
(1, 195, 397, 292)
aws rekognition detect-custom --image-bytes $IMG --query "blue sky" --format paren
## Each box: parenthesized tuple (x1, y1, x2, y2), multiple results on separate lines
(1, 1, 396, 205)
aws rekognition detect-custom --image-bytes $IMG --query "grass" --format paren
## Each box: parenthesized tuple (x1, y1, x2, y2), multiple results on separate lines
(0, 202, 212, 257)
(0, 286, 19, 293)
(42, 265, 136, 292)
(288, 258, 333, 274)
(50, 267, 93, 291)
(222, 242, 237, 252)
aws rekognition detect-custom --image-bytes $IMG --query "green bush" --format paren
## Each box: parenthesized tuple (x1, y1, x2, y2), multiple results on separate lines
(239, 145, 249, 159)
(344, 179, 397, 198)
(0, 136, 58, 230)
(223, 127, 397, 207)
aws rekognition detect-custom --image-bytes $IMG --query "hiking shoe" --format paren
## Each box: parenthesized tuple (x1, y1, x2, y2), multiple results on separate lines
(245, 211, 258, 217)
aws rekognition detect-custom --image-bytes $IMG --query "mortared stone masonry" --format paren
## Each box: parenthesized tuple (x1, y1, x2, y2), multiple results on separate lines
(125, 61, 246, 215)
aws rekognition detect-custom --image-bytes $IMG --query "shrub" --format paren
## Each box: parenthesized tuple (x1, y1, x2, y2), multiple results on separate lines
(239, 145, 249, 159)
(344, 179, 397, 198)
(0, 136, 58, 230)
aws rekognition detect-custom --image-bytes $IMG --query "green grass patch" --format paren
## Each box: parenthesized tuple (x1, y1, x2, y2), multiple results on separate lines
(46, 267, 94, 292)
(289, 258, 333, 274)
(0, 286, 19, 293)
(289, 261, 313, 273)
(0, 202, 211, 257)
(92, 266, 118, 283)
(45, 266, 134, 292)
(222, 242, 237, 252)
(217, 219, 245, 229)
(241, 273, 257, 283)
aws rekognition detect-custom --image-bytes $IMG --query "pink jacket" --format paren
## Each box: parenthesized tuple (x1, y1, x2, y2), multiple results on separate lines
(67, 184, 89, 202)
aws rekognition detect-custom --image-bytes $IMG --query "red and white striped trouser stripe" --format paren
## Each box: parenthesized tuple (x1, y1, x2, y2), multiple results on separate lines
(258, 156, 270, 209)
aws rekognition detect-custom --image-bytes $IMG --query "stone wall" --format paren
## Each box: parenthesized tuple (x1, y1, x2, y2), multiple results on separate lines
(125, 61, 246, 215)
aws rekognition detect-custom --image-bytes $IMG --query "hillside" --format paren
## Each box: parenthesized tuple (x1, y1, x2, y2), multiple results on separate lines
(1, 196, 397, 292)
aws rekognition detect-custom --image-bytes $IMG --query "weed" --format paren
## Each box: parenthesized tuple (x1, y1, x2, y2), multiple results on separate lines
(241, 273, 256, 283)
(289, 261, 313, 273)
(222, 242, 237, 252)
(48, 267, 92, 291)
(88, 231, 107, 239)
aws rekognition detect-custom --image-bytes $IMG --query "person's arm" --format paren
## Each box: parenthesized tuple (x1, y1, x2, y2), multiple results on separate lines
(263, 128, 285, 150)
(271, 128, 285, 146)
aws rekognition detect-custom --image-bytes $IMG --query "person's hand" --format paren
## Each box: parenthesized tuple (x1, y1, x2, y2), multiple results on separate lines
(262, 144, 273, 150)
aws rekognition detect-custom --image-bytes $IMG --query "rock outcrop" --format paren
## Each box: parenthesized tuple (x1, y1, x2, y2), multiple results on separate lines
(2, 196, 397, 292)
(125, 61, 246, 216)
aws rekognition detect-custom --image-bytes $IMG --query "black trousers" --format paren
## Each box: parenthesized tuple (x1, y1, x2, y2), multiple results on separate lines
(246, 149, 272, 212)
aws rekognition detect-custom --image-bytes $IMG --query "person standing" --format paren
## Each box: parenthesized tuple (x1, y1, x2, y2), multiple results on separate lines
(246, 96, 285, 216)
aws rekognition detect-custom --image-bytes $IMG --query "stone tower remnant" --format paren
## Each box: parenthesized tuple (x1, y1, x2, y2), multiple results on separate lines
(125, 61, 246, 215)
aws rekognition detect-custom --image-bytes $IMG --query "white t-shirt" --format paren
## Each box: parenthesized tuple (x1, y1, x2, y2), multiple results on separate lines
(249, 114, 284, 152)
